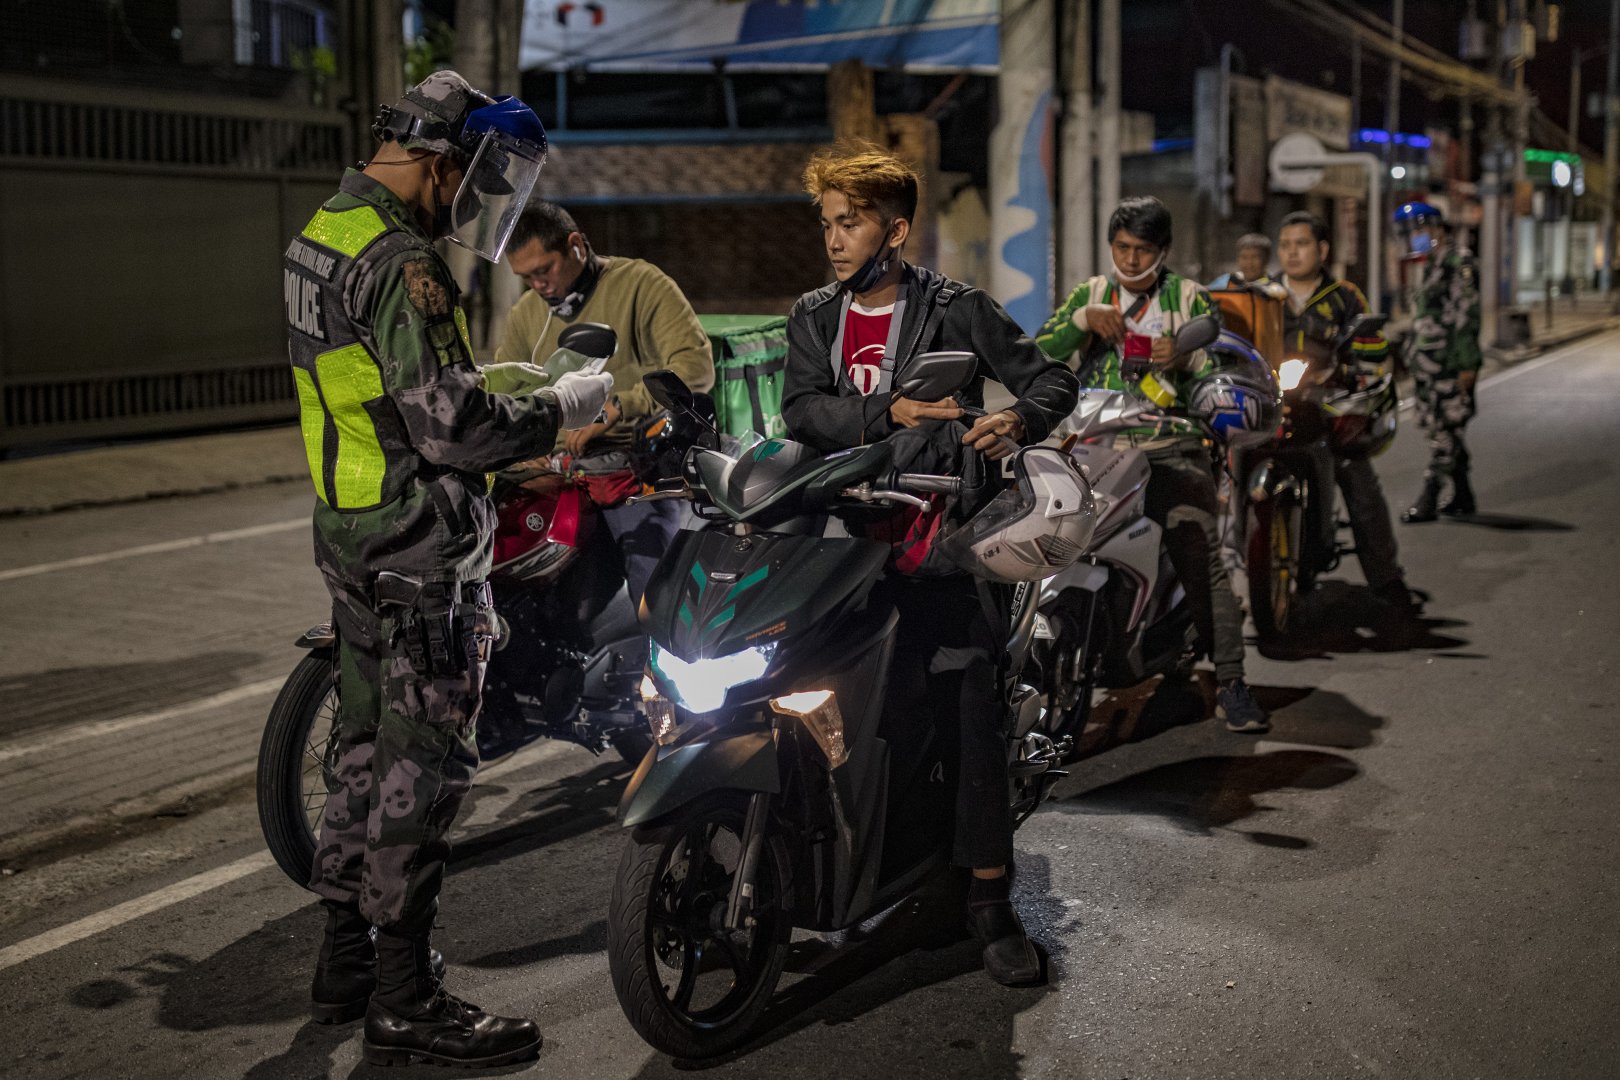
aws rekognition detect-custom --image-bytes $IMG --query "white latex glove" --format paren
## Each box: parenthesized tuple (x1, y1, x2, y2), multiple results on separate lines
(541, 370, 614, 429)
(478, 361, 550, 397)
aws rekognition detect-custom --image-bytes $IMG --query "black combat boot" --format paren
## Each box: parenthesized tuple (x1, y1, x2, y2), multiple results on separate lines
(1401, 476, 1442, 524)
(310, 900, 446, 1025)
(311, 900, 378, 1024)
(364, 927, 541, 1068)
(1440, 461, 1475, 517)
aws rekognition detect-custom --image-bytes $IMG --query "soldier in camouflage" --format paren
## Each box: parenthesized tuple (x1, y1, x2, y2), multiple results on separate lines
(284, 70, 611, 1068)
(1394, 202, 1482, 523)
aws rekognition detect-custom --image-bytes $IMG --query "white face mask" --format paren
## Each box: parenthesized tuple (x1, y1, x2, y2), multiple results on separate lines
(1113, 251, 1165, 290)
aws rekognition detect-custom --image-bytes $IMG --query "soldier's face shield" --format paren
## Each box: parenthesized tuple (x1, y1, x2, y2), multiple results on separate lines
(447, 130, 545, 262)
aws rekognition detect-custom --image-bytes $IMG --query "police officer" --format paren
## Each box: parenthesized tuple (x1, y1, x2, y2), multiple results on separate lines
(285, 71, 611, 1067)
(1394, 202, 1482, 523)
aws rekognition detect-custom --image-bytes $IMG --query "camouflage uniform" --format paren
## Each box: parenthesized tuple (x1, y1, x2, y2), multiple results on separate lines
(286, 163, 562, 930)
(1409, 248, 1482, 489)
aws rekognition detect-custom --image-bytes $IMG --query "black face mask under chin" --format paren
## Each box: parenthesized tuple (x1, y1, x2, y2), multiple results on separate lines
(547, 252, 601, 317)
(844, 243, 899, 295)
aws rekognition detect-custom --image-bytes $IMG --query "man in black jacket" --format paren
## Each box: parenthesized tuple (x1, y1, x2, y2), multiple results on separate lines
(782, 143, 1077, 987)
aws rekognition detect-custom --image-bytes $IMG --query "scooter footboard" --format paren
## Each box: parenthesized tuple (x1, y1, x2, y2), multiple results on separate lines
(617, 729, 780, 829)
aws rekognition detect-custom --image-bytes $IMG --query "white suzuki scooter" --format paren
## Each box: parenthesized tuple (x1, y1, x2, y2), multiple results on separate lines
(1031, 314, 1277, 746)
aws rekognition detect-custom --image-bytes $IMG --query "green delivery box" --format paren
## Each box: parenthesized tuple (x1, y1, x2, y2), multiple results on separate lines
(698, 314, 789, 440)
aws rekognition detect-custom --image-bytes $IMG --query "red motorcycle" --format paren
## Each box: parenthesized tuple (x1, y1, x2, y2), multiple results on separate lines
(256, 325, 716, 886)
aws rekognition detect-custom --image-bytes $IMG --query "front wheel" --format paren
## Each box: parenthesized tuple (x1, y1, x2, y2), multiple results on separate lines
(607, 793, 792, 1059)
(256, 652, 337, 886)
(1247, 495, 1304, 640)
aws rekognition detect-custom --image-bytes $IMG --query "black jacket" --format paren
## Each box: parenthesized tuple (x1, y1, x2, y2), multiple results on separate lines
(781, 263, 1078, 452)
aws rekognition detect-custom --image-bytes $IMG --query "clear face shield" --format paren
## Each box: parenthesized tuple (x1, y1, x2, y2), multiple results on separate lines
(447, 129, 546, 263)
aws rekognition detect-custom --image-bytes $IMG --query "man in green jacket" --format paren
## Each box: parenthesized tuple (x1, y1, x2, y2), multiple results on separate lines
(1394, 202, 1483, 522)
(286, 71, 611, 1068)
(1038, 196, 1267, 734)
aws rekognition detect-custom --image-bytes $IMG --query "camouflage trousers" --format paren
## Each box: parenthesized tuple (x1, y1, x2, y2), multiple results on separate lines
(308, 562, 495, 930)
(1413, 363, 1476, 480)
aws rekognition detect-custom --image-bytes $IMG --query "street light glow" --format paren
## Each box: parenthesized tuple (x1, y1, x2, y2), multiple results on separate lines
(1391, 165, 1407, 180)
(1552, 160, 1573, 188)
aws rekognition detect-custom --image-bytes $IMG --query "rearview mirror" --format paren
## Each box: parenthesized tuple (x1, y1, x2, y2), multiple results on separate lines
(898, 351, 977, 400)
(557, 322, 618, 360)
(1172, 314, 1220, 357)
(643, 369, 694, 412)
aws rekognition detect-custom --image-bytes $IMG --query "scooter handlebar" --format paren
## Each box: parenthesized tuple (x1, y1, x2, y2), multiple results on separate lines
(895, 473, 962, 496)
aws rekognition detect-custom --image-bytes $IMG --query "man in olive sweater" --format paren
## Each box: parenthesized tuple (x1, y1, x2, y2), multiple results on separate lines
(497, 201, 714, 453)
(496, 200, 714, 602)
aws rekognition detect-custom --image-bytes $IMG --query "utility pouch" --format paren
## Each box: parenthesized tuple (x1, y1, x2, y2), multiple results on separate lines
(377, 572, 492, 679)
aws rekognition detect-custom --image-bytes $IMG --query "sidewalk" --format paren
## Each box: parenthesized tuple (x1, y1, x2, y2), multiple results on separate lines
(3, 299, 1616, 518)
(0, 425, 307, 517)
(1483, 294, 1620, 364)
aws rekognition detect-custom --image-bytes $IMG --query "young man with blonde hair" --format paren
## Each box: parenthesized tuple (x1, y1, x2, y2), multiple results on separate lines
(782, 142, 1077, 987)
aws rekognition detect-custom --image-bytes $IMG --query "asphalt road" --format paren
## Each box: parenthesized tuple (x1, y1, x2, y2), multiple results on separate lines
(0, 332, 1616, 1079)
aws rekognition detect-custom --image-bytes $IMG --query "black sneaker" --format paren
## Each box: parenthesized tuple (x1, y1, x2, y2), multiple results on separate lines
(966, 898, 1043, 987)
(1216, 679, 1269, 734)
(1372, 580, 1422, 619)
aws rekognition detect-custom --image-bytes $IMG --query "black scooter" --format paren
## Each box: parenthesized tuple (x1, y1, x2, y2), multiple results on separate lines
(604, 358, 1064, 1060)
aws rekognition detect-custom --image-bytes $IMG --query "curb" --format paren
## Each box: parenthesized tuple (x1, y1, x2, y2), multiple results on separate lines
(0, 472, 307, 520)
(1483, 316, 1620, 367)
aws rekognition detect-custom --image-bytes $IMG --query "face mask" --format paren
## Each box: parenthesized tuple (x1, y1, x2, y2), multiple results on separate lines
(843, 224, 900, 294)
(547, 247, 600, 317)
(1113, 251, 1165, 291)
(1409, 232, 1434, 255)
(428, 168, 455, 238)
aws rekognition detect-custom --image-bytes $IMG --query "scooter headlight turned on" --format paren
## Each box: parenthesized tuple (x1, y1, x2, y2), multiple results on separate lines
(1278, 358, 1310, 392)
(647, 642, 774, 716)
(768, 690, 847, 769)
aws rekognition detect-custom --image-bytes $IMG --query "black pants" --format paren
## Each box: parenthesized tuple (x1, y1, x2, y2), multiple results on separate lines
(600, 496, 683, 607)
(1145, 446, 1247, 684)
(887, 574, 1013, 870)
(1334, 454, 1404, 591)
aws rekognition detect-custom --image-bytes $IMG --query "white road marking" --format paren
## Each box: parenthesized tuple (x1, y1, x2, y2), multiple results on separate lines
(0, 678, 285, 765)
(0, 851, 275, 973)
(0, 518, 307, 582)
(1398, 328, 1616, 414)
(1478, 328, 1617, 389)
(0, 734, 599, 972)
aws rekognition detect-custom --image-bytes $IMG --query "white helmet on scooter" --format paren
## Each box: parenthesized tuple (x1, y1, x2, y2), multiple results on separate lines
(939, 447, 1097, 583)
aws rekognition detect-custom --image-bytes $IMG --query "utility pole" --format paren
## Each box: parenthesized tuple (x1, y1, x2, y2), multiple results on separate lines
(990, 0, 1055, 333)
(1059, 0, 1094, 290)
(1480, 105, 1504, 346)
(1094, 0, 1120, 270)
(1384, 0, 1403, 150)
(1603, 0, 1620, 301)
(449, 0, 525, 356)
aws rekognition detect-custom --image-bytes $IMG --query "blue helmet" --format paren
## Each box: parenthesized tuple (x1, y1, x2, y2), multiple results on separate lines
(462, 95, 549, 162)
(1392, 201, 1444, 231)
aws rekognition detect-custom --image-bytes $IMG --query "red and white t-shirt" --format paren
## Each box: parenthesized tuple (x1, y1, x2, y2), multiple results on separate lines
(842, 301, 894, 395)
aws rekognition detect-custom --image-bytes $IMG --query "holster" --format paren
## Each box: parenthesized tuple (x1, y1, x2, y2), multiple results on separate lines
(375, 571, 492, 679)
